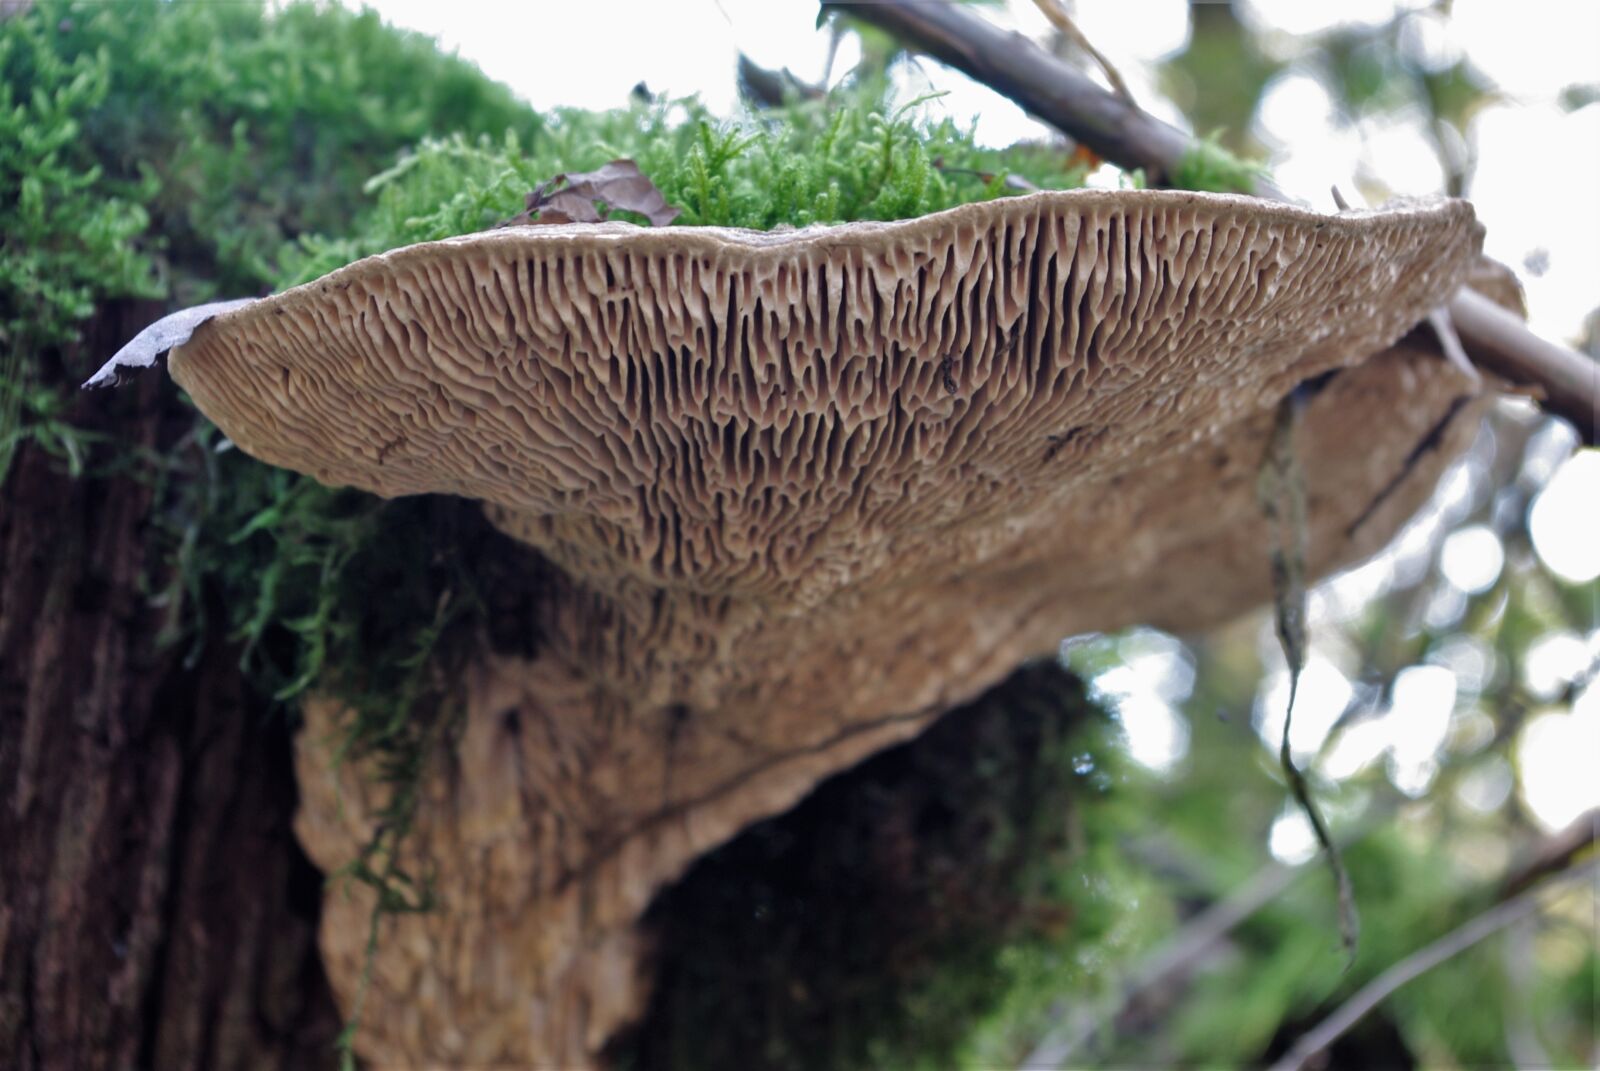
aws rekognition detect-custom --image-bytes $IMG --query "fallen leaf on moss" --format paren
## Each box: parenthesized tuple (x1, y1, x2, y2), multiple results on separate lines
(499, 159, 681, 228)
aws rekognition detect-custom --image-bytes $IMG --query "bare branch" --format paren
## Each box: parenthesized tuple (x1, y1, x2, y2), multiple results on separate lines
(1499, 807, 1597, 899)
(824, 0, 1194, 183)
(1448, 288, 1597, 443)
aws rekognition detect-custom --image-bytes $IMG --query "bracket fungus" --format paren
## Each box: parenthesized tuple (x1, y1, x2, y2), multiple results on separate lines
(127, 189, 1494, 1066)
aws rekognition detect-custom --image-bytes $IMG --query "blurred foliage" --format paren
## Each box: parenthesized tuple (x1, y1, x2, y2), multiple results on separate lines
(1559, 82, 1600, 113)
(1017, 409, 1598, 1070)
(1158, 0, 1283, 156)
(1159, 0, 1500, 197)
(1312, 13, 1499, 197)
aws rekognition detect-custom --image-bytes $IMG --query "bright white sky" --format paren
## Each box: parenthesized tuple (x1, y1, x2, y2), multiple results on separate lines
(352, 0, 1598, 838)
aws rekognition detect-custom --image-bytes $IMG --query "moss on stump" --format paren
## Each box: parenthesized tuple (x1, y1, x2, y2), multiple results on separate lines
(611, 660, 1117, 1071)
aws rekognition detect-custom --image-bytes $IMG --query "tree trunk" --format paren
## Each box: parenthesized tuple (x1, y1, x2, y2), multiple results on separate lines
(0, 301, 339, 1071)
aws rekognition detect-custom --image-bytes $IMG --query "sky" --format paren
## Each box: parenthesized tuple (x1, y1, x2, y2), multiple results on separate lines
(347, 0, 1598, 841)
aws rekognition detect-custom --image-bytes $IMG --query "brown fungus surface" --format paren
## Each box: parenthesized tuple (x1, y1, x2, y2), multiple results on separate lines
(166, 190, 1492, 1067)
(172, 190, 1478, 610)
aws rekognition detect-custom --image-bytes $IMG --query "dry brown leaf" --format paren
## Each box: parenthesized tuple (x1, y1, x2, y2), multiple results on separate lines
(498, 159, 680, 229)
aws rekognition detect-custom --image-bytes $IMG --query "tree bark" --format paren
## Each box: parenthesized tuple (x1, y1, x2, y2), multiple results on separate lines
(0, 301, 339, 1071)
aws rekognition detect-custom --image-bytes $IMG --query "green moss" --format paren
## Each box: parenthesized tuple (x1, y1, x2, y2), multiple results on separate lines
(12, 0, 538, 294)
(1, 0, 542, 477)
(1171, 130, 1268, 195)
(279, 94, 1091, 284)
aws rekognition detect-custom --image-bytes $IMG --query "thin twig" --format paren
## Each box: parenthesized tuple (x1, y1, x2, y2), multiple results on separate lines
(1498, 806, 1597, 899)
(1425, 306, 1482, 383)
(1030, 0, 1136, 105)
(1267, 858, 1599, 1071)
(737, 53, 823, 108)
(822, 0, 1599, 443)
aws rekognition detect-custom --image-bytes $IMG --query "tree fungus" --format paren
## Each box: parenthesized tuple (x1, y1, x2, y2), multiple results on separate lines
(102, 189, 1493, 1066)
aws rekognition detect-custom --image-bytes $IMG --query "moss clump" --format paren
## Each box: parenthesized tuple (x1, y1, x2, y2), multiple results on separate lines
(1, 0, 540, 316)
(608, 662, 1138, 1071)
(1, 0, 543, 476)
(0, 11, 156, 352)
(1172, 130, 1268, 195)
(279, 94, 1091, 284)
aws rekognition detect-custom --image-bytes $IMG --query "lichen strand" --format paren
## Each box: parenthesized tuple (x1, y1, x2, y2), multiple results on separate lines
(289, 347, 1484, 1067)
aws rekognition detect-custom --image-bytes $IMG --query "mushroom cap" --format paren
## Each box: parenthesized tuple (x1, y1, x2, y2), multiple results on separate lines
(170, 189, 1481, 611)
